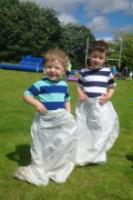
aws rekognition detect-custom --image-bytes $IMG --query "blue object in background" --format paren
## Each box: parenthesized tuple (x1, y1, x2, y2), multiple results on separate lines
(67, 69, 79, 82)
(0, 55, 44, 72)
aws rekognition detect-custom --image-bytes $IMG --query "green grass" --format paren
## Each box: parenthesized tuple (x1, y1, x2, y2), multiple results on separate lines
(0, 70, 133, 200)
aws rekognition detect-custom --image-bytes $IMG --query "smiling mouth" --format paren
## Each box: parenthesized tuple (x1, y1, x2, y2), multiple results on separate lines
(48, 74, 58, 79)
(49, 73, 56, 76)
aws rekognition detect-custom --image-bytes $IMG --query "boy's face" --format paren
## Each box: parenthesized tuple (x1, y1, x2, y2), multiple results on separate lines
(90, 50, 106, 69)
(45, 60, 65, 81)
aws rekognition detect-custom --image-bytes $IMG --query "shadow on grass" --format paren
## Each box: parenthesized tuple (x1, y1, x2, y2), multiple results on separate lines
(7, 144, 31, 166)
(125, 154, 133, 168)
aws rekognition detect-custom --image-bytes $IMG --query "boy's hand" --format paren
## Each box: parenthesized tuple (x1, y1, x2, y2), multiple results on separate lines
(35, 102, 47, 114)
(79, 93, 88, 101)
(99, 94, 110, 105)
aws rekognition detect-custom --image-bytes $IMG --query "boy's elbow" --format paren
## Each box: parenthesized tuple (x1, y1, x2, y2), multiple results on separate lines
(22, 95, 27, 102)
(22, 95, 25, 100)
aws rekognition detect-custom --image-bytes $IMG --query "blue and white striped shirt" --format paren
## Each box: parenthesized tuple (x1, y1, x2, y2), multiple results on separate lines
(24, 78, 70, 110)
(78, 67, 115, 98)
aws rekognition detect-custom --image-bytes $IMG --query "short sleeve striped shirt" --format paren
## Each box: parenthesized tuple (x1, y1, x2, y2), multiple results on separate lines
(24, 78, 70, 110)
(78, 66, 115, 98)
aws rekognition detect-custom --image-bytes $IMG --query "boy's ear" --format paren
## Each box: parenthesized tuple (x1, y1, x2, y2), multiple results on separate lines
(62, 66, 66, 72)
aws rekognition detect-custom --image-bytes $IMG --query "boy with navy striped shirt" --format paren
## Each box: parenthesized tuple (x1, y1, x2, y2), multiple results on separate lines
(78, 40, 115, 102)
(75, 41, 119, 165)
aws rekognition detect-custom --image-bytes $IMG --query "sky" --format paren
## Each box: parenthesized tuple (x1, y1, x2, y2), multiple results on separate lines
(22, 0, 133, 41)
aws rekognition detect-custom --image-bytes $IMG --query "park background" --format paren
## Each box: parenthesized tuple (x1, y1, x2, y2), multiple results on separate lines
(0, 0, 133, 72)
(0, 0, 133, 199)
(0, 70, 133, 200)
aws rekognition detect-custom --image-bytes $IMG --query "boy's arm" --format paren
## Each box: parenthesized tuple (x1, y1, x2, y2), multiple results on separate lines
(99, 69, 116, 104)
(77, 86, 88, 101)
(23, 95, 47, 113)
(77, 70, 88, 101)
(65, 101, 71, 112)
(99, 87, 115, 104)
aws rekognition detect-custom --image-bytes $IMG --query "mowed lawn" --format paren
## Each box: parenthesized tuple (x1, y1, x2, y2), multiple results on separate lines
(0, 70, 133, 200)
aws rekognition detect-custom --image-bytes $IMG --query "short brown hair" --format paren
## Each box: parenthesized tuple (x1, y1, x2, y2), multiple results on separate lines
(44, 48, 69, 68)
(89, 40, 109, 55)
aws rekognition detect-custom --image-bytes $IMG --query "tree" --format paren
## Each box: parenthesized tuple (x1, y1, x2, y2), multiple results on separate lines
(60, 23, 95, 68)
(0, 0, 62, 61)
(111, 31, 133, 71)
(121, 33, 133, 71)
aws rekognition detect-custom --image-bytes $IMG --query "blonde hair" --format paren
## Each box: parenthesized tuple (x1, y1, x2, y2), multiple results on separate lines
(44, 48, 69, 68)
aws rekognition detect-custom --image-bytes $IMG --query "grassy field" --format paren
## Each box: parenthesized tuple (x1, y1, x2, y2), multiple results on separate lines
(0, 70, 133, 200)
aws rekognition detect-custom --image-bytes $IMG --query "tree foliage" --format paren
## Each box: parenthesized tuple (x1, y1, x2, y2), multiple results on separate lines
(109, 32, 133, 71)
(121, 33, 133, 71)
(60, 23, 95, 68)
(0, 0, 95, 67)
(0, 0, 62, 61)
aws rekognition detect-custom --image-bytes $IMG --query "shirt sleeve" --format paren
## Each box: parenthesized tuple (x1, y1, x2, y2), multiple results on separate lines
(107, 71, 116, 88)
(24, 81, 41, 97)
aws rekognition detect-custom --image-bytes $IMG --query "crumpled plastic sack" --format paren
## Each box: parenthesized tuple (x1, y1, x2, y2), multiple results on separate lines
(14, 109, 78, 186)
(75, 98, 119, 166)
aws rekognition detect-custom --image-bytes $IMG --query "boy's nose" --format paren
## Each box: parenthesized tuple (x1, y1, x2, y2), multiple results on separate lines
(51, 67, 55, 72)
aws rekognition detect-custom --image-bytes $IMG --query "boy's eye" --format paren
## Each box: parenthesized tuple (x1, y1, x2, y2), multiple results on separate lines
(46, 65, 52, 68)
(55, 66, 61, 70)
(99, 56, 104, 60)
(46, 65, 61, 70)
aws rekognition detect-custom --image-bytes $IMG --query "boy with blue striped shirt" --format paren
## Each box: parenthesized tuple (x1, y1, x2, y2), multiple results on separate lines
(23, 49, 71, 112)
(14, 49, 77, 186)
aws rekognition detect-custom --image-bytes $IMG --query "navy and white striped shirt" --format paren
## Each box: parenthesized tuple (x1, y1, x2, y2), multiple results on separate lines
(24, 78, 70, 110)
(78, 67, 115, 98)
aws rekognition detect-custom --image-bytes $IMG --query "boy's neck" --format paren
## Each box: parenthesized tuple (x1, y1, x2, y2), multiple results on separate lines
(88, 65, 104, 70)
(43, 77, 62, 82)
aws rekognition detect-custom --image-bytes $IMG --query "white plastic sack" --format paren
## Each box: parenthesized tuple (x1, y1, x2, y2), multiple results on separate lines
(14, 109, 77, 186)
(75, 98, 119, 166)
